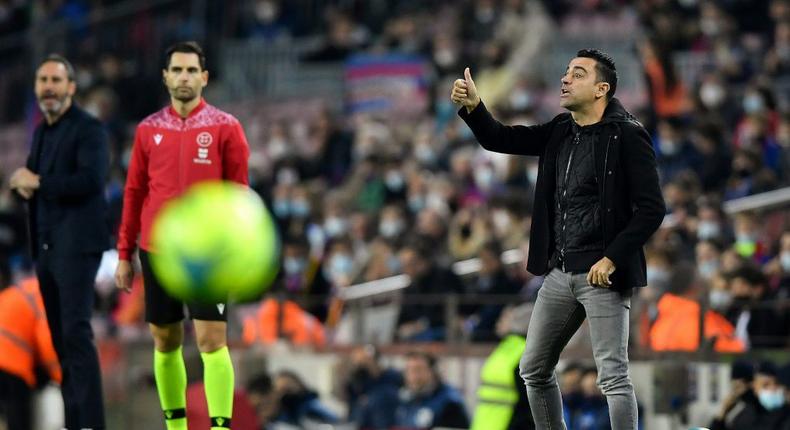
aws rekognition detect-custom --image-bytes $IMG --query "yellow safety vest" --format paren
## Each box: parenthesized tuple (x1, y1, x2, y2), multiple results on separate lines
(471, 334, 526, 430)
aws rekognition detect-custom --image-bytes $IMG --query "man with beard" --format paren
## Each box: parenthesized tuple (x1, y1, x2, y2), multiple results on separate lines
(343, 345, 402, 429)
(452, 49, 665, 429)
(9, 54, 109, 429)
(115, 41, 250, 430)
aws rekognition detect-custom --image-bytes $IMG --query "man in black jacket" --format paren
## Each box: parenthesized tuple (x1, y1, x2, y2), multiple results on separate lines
(452, 49, 664, 430)
(9, 54, 109, 429)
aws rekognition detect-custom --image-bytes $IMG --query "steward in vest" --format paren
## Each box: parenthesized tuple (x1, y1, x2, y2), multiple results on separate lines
(471, 303, 535, 430)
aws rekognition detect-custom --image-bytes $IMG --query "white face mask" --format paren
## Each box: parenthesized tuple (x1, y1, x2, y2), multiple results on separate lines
(697, 221, 721, 240)
(708, 289, 732, 310)
(324, 216, 347, 238)
(385, 171, 405, 190)
(474, 167, 495, 190)
(379, 219, 404, 238)
(699, 260, 719, 279)
(699, 83, 725, 108)
(781, 252, 790, 273)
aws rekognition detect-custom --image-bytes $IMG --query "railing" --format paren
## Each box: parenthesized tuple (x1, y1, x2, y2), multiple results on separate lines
(723, 186, 790, 214)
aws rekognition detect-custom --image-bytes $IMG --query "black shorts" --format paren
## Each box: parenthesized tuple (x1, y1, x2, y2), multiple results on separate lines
(139, 250, 228, 324)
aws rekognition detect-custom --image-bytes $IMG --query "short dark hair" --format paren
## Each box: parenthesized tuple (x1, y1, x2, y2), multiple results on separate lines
(246, 373, 273, 395)
(406, 350, 438, 371)
(576, 48, 617, 100)
(39, 54, 75, 81)
(164, 41, 207, 71)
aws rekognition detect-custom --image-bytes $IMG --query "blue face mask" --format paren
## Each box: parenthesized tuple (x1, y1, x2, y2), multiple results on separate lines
(781, 252, 790, 273)
(408, 196, 425, 213)
(324, 217, 347, 238)
(273, 200, 290, 218)
(708, 289, 732, 310)
(758, 388, 786, 411)
(326, 253, 354, 282)
(743, 94, 765, 114)
(284, 257, 306, 275)
(290, 200, 310, 218)
(646, 267, 670, 290)
(385, 171, 405, 190)
(379, 219, 404, 238)
(697, 221, 721, 240)
(699, 260, 719, 279)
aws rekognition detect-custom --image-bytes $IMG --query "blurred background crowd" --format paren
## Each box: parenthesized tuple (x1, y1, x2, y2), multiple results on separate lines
(1, 0, 790, 428)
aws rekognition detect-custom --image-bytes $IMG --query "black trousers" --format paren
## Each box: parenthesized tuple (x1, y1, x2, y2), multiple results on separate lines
(36, 248, 104, 429)
(0, 370, 31, 430)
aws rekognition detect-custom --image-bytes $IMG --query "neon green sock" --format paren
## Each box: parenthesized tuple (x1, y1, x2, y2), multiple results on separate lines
(201, 346, 234, 429)
(154, 346, 188, 430)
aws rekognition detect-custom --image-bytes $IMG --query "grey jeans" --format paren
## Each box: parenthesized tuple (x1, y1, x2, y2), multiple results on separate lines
(519, 268, 637, 430)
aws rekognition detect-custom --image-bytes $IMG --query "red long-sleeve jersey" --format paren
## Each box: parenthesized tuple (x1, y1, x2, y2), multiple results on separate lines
(117, 99, 250, 261)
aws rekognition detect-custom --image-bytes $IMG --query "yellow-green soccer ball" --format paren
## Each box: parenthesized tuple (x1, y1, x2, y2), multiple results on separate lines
(150, 181, 280, 304)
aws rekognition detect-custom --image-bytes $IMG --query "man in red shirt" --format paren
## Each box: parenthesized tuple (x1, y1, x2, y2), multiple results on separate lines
(114, 41, 249, 430)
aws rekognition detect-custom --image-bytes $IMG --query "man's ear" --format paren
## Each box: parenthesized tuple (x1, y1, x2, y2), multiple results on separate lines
(597, 82, 610, 99)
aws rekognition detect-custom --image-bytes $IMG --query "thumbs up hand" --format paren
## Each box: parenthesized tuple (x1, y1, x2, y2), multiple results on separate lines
(451, 67, 480, 113)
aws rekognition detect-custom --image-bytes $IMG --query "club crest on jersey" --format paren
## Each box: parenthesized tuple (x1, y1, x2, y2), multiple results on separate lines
(196, 131, 213, 147)
(194, 132, 213, 164)
(153, 134, 163, 145)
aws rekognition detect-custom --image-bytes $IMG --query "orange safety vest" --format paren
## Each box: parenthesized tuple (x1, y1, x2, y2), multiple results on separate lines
(242, 298, 326, 347)
(0, 278, 62, 387)
(650, 293, 745, 353)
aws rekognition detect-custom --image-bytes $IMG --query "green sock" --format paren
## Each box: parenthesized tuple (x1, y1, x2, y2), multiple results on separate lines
(154, 346, 188, 430)
(201, 346, 234, 429)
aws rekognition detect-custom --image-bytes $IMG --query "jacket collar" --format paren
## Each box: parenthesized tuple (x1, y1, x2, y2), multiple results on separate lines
(167, 98, 206, 119)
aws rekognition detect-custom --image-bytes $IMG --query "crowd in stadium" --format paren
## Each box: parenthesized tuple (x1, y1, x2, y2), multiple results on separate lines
(1, 0, 790, 427)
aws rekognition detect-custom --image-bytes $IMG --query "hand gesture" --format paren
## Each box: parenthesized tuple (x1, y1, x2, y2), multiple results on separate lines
(451, 67, 481, 113)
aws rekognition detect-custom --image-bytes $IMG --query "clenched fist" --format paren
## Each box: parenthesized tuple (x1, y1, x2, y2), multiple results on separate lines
(451, 67, 480, 113)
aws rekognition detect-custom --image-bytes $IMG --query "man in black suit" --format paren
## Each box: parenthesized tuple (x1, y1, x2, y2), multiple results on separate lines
(9, 54, 109, 430)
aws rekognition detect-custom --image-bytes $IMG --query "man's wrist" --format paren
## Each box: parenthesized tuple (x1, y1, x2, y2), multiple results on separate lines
(465, 98, 481, 114)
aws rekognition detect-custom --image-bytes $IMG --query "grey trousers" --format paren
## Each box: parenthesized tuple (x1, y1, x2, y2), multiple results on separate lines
(519, 268, 637, 430)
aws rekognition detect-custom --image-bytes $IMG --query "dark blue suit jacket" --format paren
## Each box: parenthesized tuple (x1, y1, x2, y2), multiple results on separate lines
(26, 104, 110, 259)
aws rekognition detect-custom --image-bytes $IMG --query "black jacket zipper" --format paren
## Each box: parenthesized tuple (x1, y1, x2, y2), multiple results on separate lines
(560, 131, 581, 271)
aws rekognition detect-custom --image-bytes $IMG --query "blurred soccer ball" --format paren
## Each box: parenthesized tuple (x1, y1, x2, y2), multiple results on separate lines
(150, 181, 280, 304)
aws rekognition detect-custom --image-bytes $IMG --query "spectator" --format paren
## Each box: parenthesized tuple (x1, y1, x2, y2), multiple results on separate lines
(689, 123, 732, 192)
(271, 370, 339, 427)
(654, 119, 701, 184)
(394, 351, 469, 430)
(396, 239, 464, 341)
(246, 373, 279, 429)
(696, 239, 724, 282)
(0, 266, 61, 430)
(751, 361, 790, 429)
(460, 240, 521, 342)
(448, 207, 489, 261)
(726, 265, 789, 349)
(471, 303, 534, 430)
(279, 235, 331, 322)
(342, 345, 402, 430)
(560, 362, 585, 419)
(567, 367, 611, 430)
(241, 296, 326, 348)
(766, 230, 790, 299)
(710, 360, 761, 430)
(649, 261, 745, 353)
